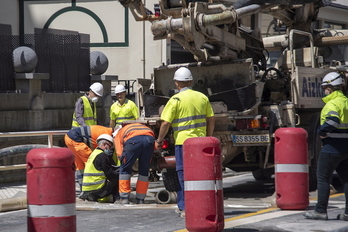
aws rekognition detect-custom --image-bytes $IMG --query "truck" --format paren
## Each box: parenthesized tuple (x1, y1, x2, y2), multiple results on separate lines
(119, 0, 348, 195)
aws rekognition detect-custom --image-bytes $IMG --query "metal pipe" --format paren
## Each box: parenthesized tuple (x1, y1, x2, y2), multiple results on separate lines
(151, 3, 273, 36)
(151, 17, 183, 36)
(202, 10, 237, 27)
(142, 0, 146, 79)
(155, 189, 177, 204)
(0, 164, 26, 171)
(235, 4, 264, 19)
(150, 156, 176, 172)
(206, 4, 228, 13)
(158, 156, 176, 169)
(0, 130, 68, 138)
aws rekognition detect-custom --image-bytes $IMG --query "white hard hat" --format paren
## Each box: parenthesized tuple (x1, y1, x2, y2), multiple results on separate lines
(173, 67, 193, 81)
(322, 72, 344, 86)
(115, 84, 126, 94)
(90, 82, 104, 96)
(112, 125, 122, 137)
(97, 134, 114, 145)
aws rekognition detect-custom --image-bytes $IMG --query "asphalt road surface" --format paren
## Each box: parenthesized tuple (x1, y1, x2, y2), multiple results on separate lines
(1, 171, 348, 232)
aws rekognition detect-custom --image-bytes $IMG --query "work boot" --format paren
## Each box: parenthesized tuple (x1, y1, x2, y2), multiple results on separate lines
(136, 198, 145, 204)
(337, 214, 348, 221)
(175, 208, 182, 214)
(120, 198, 129, 204)
(175, 209, 185, 218)
(79, 192, 89, 201)
(303, 210, 328, 220)
(113, 194, 120, 202)
(86, 192, 99, 202)
(114, 197, 130, 204)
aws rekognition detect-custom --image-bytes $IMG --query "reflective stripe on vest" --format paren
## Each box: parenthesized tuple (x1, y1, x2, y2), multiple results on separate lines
(82, 149, 106, 191)
(121, 124, 154, 141)
(184, 180, 223, 191)
(80, 126, 92, 148)
(111, 99, 137, 124)
(320, 91, 348, 140)
(275, 164, 308, 173)
(160, 88, 213, 145)
(72, 96, 97, 128)
(28, 203, 75, 217)
(115, 116, 136, 124)
(172, 114, 207, 132)
(327, 133, 348, 138)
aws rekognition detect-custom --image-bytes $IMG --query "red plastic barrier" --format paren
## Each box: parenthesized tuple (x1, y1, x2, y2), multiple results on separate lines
(27, 148, 76, 232)
(183, 137, 224, 232)
(275, 128, 309, 210)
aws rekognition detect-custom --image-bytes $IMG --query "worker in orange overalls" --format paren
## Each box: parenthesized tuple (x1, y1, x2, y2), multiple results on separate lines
(64, 125, 114, 190)
(113, 123, 155, 204)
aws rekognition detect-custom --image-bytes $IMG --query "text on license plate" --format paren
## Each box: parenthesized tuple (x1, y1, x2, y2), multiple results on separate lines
(232, 134, 270, 143)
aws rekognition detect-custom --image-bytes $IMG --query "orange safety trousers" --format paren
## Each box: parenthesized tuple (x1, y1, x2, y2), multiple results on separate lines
(119, 176, 149, 197)
(119, 179, 131, 194)
(136, 178, 149, 196)
(64, 134, 93, 171)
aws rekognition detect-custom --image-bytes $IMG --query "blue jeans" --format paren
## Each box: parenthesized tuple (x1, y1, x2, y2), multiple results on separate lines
(119, 135, 155, 177)
(175, 145, 185, 210)
(315, 152, 348, 214)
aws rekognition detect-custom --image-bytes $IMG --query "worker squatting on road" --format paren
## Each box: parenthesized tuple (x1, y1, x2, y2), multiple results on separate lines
(64, 125, 114, 190)
(79, 134, 120, 203)
(109, 84, 139, 129)
(113, 123, 155, 204)
(72, 82, 104, 128)
(303, 72, 348, 221)
(155, 67, 215, 218)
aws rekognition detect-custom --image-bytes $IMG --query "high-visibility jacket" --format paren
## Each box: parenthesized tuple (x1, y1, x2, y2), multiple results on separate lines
(66, 125, 113, 149)
(82, 148, 106, 192)
(319, 90, 348, 154)
(110, 99, 138, 125)
(115, 123, 155, 157)
(72, 96, 97, 128)
(161, 88, 214, 145)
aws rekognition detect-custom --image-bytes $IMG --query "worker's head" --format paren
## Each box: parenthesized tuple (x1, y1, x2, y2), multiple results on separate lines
(89, 82, 104, 102)
(114, 84, 127, 102)
(173, 67, 193, 89)
(322, 72, 345, 95)
(96, 134, 114, 154)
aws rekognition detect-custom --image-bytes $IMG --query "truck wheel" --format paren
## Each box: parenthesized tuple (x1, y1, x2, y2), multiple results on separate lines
(252, 168, 273, 180)
(162, 169, 180, 192)
(308, 113, 321, 191)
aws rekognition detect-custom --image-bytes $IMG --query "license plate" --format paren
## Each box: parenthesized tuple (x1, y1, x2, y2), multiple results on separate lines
(231, 134, 270, 145)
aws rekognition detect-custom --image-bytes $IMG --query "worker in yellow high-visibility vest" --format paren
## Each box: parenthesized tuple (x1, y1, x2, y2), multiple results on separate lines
(109, 84, 138, 128)
(72, 82, 104, 128)
(304, 72, 348, 221)
(64, 125, 115, 190)
(80, 134, 119, 203)
(155, 67, 215, 218)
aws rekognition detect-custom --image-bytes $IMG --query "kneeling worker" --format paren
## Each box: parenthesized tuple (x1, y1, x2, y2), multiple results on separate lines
(64, 125, 114, 189)
(80, 134, 119, 202)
